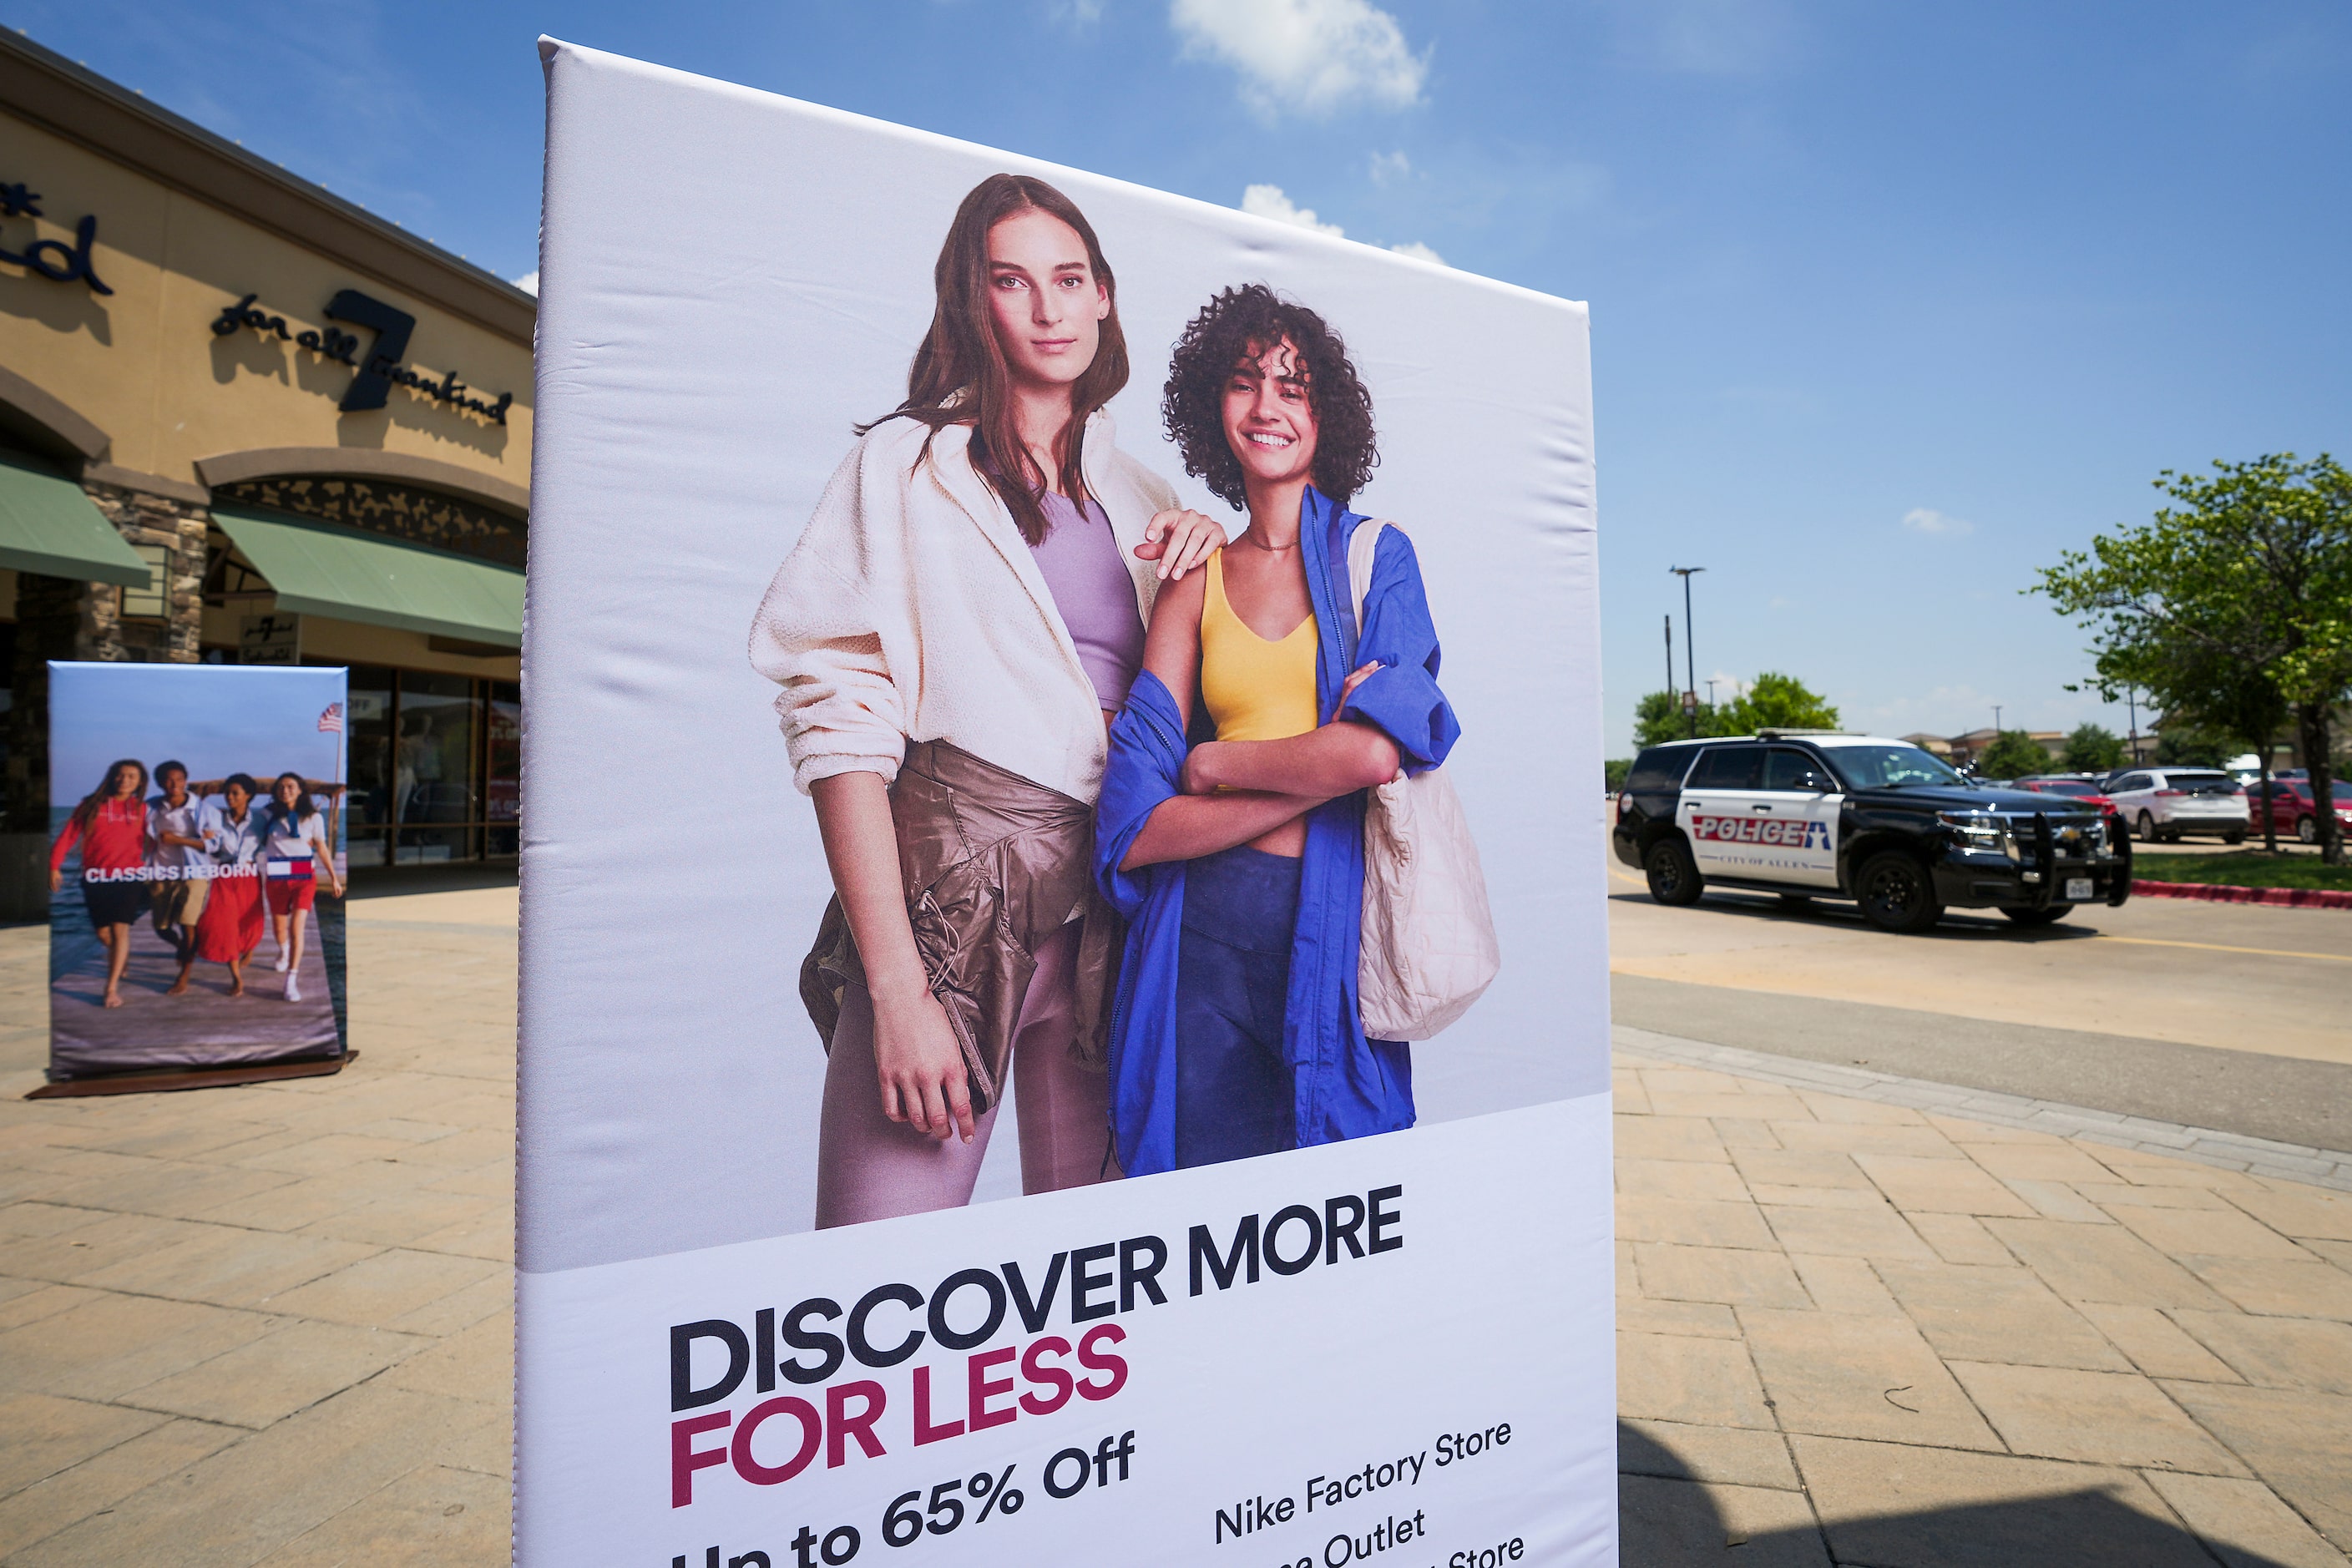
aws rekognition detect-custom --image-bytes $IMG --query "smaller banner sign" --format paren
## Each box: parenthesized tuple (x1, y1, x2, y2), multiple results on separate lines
(45, 662, 351, 1081)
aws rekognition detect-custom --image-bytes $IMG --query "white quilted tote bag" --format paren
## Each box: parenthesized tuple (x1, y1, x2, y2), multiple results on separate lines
(1348, 521, 1500, 1040)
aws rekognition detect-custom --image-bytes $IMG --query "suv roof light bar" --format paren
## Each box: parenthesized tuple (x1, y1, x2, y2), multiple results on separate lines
(1755, 729, 1858, 740)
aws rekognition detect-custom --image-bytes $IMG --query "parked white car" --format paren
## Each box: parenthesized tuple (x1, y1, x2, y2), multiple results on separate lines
(2103, 767, 2249, 844)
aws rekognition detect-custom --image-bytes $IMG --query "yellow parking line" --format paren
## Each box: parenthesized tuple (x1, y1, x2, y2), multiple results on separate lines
(2088, 933, 2352, 964)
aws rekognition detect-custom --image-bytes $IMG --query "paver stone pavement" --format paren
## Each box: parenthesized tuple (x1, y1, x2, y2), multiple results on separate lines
(0, 890, 515, 1565)
(1616, 1055, 2352, 1566)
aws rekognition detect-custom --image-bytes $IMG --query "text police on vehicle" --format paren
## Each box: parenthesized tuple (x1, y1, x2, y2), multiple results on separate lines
(1612, 731, 2132, 933)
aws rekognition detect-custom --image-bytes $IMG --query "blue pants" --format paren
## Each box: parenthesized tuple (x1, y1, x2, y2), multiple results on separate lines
(1174, 844, 1301, 1168)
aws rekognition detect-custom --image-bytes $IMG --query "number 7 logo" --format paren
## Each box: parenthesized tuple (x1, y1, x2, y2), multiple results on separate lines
(323, 289, 417, 413)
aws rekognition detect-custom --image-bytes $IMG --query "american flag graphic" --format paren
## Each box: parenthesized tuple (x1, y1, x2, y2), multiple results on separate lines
(318, 703, 344, 734)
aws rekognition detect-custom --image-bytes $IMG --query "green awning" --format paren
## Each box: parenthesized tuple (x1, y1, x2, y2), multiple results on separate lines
(0, 454, 152, 587)
(211, 505, 523, 648)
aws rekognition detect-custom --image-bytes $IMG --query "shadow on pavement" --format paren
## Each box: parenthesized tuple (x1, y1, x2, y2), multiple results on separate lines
(1619, 1424, 2289, 1567)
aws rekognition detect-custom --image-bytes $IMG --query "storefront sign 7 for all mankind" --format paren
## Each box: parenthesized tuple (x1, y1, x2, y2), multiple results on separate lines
(210, 286, 514, 425)
(0, 180, 113, 296)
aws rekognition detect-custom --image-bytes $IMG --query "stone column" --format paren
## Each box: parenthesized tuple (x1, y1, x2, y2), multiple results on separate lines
(79, 480, 209, 664)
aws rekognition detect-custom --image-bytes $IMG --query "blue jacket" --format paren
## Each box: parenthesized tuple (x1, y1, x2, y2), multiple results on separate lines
(1095, 487, 1461, 1176)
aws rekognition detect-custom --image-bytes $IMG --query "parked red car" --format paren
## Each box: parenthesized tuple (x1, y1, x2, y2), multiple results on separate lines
(2249, 779, 2352, 845)
(2011, 776, 2120, 817)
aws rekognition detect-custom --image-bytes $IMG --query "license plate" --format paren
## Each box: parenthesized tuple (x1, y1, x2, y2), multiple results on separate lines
(2065, 878, 2093, 902)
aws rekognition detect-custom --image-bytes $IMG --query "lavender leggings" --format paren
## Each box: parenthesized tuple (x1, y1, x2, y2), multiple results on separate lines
(814, 921, 1120, 1229)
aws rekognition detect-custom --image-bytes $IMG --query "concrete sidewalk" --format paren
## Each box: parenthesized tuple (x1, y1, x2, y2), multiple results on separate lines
(0, 884, 2348, 1564)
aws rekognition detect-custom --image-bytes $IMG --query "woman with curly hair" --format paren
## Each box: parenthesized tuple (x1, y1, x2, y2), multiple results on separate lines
(751, 174, 1228, 1227)
(1094, 284, 1461, 1174)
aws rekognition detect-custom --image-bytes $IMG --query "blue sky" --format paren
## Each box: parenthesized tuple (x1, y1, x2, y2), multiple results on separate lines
(48, 664, 346, 799)
(17, 1, 2349, 752)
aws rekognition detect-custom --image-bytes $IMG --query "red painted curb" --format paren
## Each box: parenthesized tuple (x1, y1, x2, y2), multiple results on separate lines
(2132, 879, 2352, 911)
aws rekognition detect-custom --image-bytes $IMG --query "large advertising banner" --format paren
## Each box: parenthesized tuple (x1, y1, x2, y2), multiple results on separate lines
(43, 662, 350, 1087)
(523, 39, 1610, 1567)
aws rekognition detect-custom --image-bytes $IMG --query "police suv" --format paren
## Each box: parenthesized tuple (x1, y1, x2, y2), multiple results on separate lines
(1612, 731, 2132, 933)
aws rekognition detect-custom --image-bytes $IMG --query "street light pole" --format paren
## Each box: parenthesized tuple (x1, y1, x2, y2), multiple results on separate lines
(1663, 615, 1674, 700)
(1669, 566, 1705, 739)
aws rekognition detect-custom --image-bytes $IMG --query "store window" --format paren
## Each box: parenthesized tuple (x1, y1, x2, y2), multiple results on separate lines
(487, 680, 519, 857)
(333, 664, 518, 867)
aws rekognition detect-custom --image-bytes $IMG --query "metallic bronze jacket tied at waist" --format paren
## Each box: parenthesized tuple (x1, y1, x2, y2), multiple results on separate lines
(800, 739, 1120, 1115)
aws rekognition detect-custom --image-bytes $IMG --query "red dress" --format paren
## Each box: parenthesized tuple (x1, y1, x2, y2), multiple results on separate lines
(193, 810, 266, 964)
(194, 867, 263, 963)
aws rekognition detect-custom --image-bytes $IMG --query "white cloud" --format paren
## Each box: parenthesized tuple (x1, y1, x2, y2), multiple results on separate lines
(1901, 507, 1973, 537)
(512, 270, 539, 296)
(1242, 184, 1346, 236)
(1171, 0, 1429, 115)
(1239, 186, 1444, 264)
(1050, 0, 1105, 24)
(1240, 185, 1444, 264)
(1368, 149, 1412, 185)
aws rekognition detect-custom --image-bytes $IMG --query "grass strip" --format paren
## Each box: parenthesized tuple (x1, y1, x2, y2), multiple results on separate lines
(2133, 851, 2352, 892)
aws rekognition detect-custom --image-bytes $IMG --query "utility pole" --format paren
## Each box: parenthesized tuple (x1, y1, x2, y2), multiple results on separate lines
(1993, 704, 2004, 737)
(1669, 566, 1705, 740)
(1663, 615, 1674, 701)
(1705, 679, 1719, 711)
(2127, 687, 2140, 763)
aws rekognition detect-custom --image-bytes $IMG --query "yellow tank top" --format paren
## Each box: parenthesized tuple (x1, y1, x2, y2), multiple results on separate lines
(1200, 549, 1319, 743)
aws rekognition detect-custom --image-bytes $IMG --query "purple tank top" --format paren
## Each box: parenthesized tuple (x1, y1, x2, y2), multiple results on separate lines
(1030, 491, 1146, 711)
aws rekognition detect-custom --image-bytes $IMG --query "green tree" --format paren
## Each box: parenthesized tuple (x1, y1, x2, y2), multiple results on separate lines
(2153, 726, 2231, 769)
(1605, 757, 1633, 792)
(2036, 454, 2352, 863)
(1975, 730, 2053, 779)
(1632, 689, 1743, 748)
(1723, 672, 1841, 735)
(2061, 724, 2127, 773)
(1633, 675, 1842, 749)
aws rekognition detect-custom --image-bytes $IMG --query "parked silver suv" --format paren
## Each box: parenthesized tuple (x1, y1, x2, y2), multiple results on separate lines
(2102, 767, 2249, 844)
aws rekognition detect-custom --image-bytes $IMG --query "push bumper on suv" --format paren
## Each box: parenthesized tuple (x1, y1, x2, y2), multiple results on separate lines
(1930, 811, 2131, 910)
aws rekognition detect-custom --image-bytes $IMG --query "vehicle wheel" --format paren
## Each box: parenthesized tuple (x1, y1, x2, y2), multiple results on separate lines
(2222, 829, 2246, 846)
(1645, 838, 1703, 907)
(1856, 852, 1943, 933)
(2137, 811, 2159, 843)
(2001, 906, 2071, 927)
(2299, 816, 2319, 845)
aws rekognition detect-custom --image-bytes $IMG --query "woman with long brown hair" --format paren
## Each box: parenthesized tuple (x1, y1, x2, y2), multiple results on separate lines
(751, 173, 1223, 1227)
(49, 758, 151, 1009)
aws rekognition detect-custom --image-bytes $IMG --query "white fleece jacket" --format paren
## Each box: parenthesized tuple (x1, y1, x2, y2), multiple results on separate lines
(750, 410, 1181, 802)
